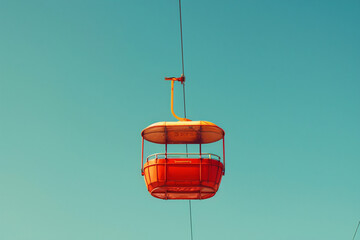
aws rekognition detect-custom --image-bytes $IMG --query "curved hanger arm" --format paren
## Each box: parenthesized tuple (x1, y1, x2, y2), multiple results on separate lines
(167, 78, 191, 121)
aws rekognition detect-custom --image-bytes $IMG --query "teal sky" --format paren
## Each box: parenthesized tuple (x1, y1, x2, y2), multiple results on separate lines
(1, 0, 359, 239)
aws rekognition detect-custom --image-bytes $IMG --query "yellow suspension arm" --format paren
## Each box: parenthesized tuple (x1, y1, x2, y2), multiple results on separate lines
(170, 80, 191, 121)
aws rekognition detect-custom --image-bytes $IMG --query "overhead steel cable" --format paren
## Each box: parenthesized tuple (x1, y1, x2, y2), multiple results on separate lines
(189, 199, 193, 240)
(353, 221, 360, 240)
(178, 1, 193, 240)
(179, 0, 185, 76)
(179, 0, 187, 122)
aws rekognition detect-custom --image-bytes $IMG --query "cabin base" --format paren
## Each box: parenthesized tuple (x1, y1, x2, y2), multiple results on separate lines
(143, 158, 223, 200)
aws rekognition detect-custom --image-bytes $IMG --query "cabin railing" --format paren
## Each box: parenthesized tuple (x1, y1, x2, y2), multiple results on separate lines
(146, 152, 221, 162)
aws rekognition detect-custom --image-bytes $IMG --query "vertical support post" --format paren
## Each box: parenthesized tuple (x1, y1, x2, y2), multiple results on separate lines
(165, 143, 168, 187)
(165, 124, 168, 185)
(222, 136, 225, 175)
(164, 123, 168, 158)
(199, 143, 202, 183)
(141, 137, 144, 175)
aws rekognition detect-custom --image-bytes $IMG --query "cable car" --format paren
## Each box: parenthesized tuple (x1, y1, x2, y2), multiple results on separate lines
(140, 76, 225, 200)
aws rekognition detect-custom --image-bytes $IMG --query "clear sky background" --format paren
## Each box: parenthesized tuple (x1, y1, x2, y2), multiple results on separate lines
(1, 0, 359, 239)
